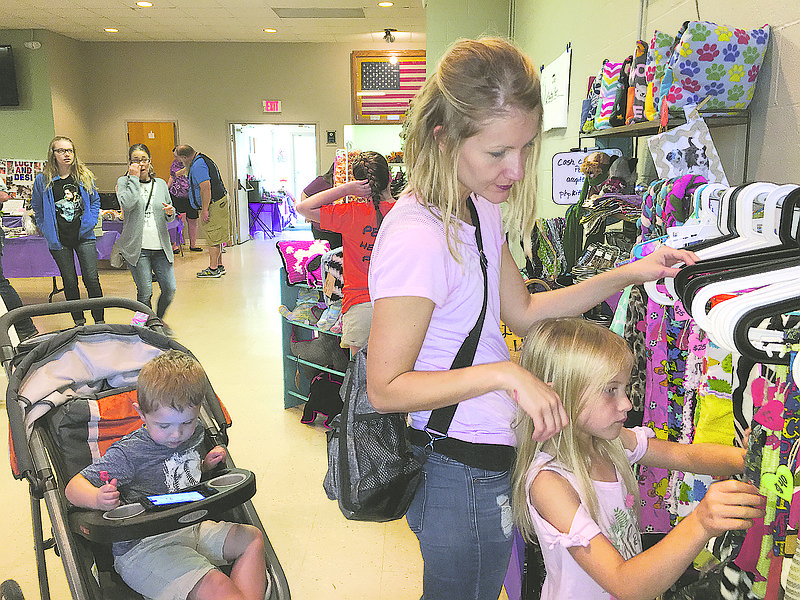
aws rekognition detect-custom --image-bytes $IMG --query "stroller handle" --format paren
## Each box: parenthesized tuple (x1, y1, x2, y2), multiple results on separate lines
(0, 297, 156, 352)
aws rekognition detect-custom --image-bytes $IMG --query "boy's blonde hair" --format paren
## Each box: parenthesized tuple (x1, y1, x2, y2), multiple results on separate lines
(137, 350, 207, 414)
(511, 318, 640, 542)
(42, 136, 98, 193)
(403, 36, 542, 261)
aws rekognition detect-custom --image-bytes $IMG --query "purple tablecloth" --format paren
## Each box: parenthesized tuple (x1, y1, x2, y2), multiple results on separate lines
(102, 218, 183, 246)
(2, 232, 121, 278)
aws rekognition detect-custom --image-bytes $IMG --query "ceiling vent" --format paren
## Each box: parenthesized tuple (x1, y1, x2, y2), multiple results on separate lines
(272, 8, 365, 19)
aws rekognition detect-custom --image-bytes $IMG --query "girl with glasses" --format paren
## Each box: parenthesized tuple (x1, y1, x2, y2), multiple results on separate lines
(115, 144, 177, 333)
(31, 136, 104, 325)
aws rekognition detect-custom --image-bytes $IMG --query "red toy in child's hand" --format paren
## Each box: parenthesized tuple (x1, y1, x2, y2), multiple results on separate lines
(99, 471, 109, 484)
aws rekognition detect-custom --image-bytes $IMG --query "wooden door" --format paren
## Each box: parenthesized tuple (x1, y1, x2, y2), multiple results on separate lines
(126, 122, 177, 182)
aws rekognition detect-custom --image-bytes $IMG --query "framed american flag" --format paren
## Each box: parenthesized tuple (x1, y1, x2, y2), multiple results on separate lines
(351, 50, 426, 124)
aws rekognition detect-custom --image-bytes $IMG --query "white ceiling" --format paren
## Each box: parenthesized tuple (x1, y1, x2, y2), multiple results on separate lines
(1, 0, 427, 43)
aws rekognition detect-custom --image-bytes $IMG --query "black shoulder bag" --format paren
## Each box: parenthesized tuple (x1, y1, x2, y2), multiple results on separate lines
(323, 197, 503, 522)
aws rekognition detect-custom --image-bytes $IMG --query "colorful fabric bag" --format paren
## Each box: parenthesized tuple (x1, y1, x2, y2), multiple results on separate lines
(662, 21, 770, 110)
(628, 40, 649, 123)
(645, 30, 676, 120)
(593, 60, 623, 130)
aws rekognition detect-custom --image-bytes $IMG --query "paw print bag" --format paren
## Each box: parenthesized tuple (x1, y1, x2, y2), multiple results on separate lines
(662, 21, 770, 110)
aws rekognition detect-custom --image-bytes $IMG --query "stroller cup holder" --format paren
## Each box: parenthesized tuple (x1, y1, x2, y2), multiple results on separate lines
(73, 468, 256, 543)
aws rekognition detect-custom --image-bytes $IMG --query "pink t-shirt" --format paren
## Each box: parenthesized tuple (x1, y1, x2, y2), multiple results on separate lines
(368, 192, 515, 446)
(525, 427, 654, 600)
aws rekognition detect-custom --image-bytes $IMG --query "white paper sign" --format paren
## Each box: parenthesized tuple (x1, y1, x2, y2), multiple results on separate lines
(551, 148, 622, 205)
(541, 49, 571, 132)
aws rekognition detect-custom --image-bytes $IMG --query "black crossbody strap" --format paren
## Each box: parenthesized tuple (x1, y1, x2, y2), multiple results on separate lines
(424, 195, 489, 439)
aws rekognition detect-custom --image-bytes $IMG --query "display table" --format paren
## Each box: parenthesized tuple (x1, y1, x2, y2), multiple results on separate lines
(248, 192, 295, 238)
(101, 218, 184, 248)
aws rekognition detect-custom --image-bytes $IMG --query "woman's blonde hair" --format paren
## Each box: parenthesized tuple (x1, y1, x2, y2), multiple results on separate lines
(511, 318, 639, 543)
(42, 136, 97, 193)
(403, 36, 542, 260)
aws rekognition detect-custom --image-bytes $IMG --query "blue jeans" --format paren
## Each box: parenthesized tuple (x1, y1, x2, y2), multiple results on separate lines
(406, 449, 514, 600)
(126, 249, 176, 319)
(50, 239, 103, 325)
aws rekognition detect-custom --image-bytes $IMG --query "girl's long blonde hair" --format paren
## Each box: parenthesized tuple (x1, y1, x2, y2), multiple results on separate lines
(403, 37, 542, 260)
(511, 318, 640, 543)
(42, 136, 97, 193)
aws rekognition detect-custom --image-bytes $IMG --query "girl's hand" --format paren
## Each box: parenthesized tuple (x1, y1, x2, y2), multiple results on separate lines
(348, 179, 372, 198)
(626, 245, 698, 283)
(96, 478, 120, 510)
(505, 363, 568, 441)
(203, 446, 227, 470)
(693, 479, 764, 538)
(163, 203, 174, 217)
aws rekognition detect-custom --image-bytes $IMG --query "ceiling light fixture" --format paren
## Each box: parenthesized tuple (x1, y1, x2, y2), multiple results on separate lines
(383, 28, 396, 43)
(263, 28, 277, 33)
(378, 2, 394, 6)
(104, 28, 119, 33)
(136, 1, 153, 7)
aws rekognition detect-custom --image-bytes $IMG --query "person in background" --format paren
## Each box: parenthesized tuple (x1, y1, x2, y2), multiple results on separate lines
(168, 147, 201, 252)
(298, 162, 343, 249)
(115, 144, 177, 334)
(366, 37, 698, 600)
(31, 136, 104, 326)
(513, 317, 763, 600)
(0, 178, 38, 341)
(175, 145, 230, 278)
(296, 151, 395, 354)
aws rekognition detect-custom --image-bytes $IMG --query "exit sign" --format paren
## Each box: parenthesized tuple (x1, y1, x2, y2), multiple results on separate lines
(262, 100, 282, 113)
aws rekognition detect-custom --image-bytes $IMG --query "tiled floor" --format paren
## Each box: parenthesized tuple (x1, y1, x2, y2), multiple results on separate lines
(0, 225, 512, 599)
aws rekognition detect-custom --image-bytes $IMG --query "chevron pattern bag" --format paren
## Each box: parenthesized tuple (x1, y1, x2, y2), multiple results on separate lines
(593, 60, 623, 130)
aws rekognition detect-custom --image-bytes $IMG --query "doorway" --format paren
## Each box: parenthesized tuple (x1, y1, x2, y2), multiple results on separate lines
(127, 121, 177, 181)
(230, 123, 317, 244)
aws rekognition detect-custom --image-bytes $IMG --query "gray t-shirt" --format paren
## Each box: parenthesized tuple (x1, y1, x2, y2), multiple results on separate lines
(80, 421, 205, 555)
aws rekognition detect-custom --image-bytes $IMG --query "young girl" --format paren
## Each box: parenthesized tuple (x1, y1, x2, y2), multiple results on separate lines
(31, 136, 104, 326)
(366, 37, 698, 600)
(512, 317, 765, 600)
(296, 151, 394, 353)
(116, 144, 177, 328)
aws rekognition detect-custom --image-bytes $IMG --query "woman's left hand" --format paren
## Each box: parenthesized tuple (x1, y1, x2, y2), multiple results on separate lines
(625, 245, 698, 283)
(162, 202, 174, 217)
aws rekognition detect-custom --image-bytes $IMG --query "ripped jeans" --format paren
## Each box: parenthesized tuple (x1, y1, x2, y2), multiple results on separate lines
(406, 449, 514, 600)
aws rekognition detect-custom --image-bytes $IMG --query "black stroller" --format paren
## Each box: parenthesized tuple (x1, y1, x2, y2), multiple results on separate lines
(1, 298, 290, 600)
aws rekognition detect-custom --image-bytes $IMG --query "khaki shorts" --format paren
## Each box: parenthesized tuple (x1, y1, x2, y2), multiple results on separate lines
(201, 196, 231, 246)
(114, 520, 234, 600)
(341, 301, 372, 350)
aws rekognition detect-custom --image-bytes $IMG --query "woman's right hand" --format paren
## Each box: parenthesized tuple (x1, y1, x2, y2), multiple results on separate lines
(503, 362, 568, 441)
(128, 162, 142, 178)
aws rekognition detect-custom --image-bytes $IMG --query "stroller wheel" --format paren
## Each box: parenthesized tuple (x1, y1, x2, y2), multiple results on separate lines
(0, 580, 24, 600)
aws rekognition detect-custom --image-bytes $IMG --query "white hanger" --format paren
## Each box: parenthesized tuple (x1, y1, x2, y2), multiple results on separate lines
(705, 279, 800, 353)
(690, 265, 800, 336)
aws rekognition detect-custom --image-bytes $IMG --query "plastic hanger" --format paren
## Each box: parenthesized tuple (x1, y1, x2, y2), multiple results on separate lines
(722, 290, 800, 365)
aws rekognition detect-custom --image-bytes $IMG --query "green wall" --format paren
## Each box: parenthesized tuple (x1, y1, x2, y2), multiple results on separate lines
(425, 0, 511, 75)
(0, 30, 55, 160)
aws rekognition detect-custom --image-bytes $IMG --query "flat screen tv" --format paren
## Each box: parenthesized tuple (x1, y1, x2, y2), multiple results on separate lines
(0, 45, 20, 107)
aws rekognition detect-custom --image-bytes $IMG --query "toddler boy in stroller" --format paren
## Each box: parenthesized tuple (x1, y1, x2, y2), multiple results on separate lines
(65, 349, 266, 600)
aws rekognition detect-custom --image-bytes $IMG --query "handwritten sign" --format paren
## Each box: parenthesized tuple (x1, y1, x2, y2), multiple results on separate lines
(551, 149, 622, 205)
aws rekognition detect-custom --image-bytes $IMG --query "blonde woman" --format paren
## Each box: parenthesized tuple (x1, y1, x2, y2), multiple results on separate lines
(366, 37, 698, 599)
(31, 136, 103, 325)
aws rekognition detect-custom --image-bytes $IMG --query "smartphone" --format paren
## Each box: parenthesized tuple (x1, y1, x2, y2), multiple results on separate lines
(140, 487, 217, 510)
